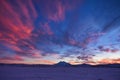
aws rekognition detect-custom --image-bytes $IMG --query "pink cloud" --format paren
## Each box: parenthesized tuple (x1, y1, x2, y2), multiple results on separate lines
(40, 22, 53, 35)
(68, 39, 77, 45)
(0, 0, 38, 59)
(47, 1, 65, 22)
(0, 55, 24, 61)
(32, 52, 42, 58)
(43, 0, 82, 22)
(98, 46, 119, 53)
(28, 0, 37, 18)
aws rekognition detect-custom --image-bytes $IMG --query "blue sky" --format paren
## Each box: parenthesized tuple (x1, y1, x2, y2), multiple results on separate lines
(0, 0, 120, 64)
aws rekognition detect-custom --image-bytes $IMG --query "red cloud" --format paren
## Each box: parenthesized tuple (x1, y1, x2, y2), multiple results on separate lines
(0, 0, 34, 43)
(0, 0, 40, 59)
(0, 1, 37, 39)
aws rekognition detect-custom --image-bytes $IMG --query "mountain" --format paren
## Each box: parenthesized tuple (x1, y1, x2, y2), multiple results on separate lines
(54, 61, 71, 67)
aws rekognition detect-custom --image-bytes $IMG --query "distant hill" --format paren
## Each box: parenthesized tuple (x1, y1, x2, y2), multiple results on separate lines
(0, 63, 53, 67)
(72, 64, 92, 67)
(92, 64, 120, 68)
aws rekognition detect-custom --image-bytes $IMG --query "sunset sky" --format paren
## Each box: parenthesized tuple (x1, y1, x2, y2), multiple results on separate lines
(0, 0, 120, 65)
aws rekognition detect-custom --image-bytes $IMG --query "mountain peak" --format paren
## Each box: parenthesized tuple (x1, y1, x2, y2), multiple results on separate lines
(54, 61, 71, 66)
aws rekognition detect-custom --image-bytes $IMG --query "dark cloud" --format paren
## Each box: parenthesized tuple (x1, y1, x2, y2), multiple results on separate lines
(98, 46, 119, 53)
(77, 53, 95, 63)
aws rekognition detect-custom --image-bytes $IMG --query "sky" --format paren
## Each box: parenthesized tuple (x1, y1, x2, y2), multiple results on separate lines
(0, 0, 120, 65)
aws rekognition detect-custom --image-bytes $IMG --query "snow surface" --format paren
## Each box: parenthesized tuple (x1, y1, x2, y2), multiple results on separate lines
(0, 66, 120, 80)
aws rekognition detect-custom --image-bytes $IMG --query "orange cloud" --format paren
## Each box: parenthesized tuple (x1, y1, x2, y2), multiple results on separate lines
(98, 58, 120, 64)
(27, 59, 55, 65)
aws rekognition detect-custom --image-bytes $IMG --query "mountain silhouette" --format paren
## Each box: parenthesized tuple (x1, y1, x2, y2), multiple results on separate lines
(54, 61, 71, 67)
